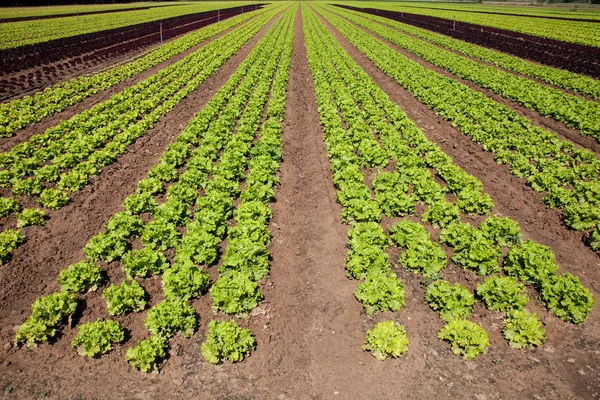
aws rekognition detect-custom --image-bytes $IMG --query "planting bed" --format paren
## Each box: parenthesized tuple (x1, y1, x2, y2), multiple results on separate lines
(0, 2, 598, 399)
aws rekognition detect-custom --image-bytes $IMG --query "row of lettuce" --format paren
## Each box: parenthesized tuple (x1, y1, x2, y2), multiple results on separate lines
(0, 6, 282, 267)
(305, 4, 592, 361)
(318, 5, 600, 252)
(0, 5, 273, 137)
(333, 7, 600, 141)
(0, 2, 253, 50)
(338, 8, 600, 101)
(345, 1, 600, 48)
(13, 4, 295, 372)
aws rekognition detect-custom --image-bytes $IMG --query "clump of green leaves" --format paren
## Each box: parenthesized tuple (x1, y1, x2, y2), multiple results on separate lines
(437, 319, 489, 360)
(141, 219, 180, 251)
(14, 291, 77, 347)
(72, 319, 124, 358)
(84, 232, 128, 263)
(102, 279, 146, 315)
(126, 336, 167, 373)
(348, 222, 388, 249)
(503, 240, 558, 283)
(425, 280, 475, 322)
(174, 228, 220, 267)
(345, 245, 390, 280)
(355, 270, 405, 315)
(0, 229, 25, 264)
(0, 197, 20, 217)
(201, 320, 256, 364)
(452, 234, 501, 276)
(104, 212, 144, 239)
(539, 273, 594, 324)
(479, 216, 520, 247)
(144, 300, 197, 339)
(39, 188, 70, 210)
(389, 220, 429, 248)
(58, 261, 103, 293)
(162, 264, 209, 301)
(210, 271, 263, 315)
(503, 310, 545, 349)
(122, 247, 168, 278)
(123, 192, 157, 215)
(363, 320, 409, 361)
(476, 276, 528, 312)
(400, 241, 446, 278)
(421, 200, 460, 228)
(16, 208, 46, 228)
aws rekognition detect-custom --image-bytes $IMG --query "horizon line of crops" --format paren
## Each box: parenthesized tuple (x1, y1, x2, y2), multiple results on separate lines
(0, 6, 284, 267)
(306, 4, 592, 361)
(347, 1, 600, 48)
(336, 7, 600, 101)
(0, 2, 256, 50)
(316, 5, 600, 249)
(331, 7, 600, 142)
(0, 4, 275, 138)
(13, 4, 295, 371)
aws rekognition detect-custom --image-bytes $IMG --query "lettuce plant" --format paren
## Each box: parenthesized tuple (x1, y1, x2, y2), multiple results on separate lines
(102, 279, 146, 315)
(16, 208, 46, 228)
(58, 260, 103, 293)
(355, 269, 405, 315)
(72, 319, 125, 358)
(539, 273, 594, 324)
(122, 247, 169, 278)
(210, 271, 263, 315)
(502, 310, 545, 349)
(476, 276, 528, 312)
(201, 320, 256, 364)
(503, 240, 558, 283)
(126, 336, 167, 373)
(437, 319, 489, 360)
(162, 264, 210, 301)
(425, 280, 475, 322)
(363, 320, 409, 360)
(144, 300, 197, 340)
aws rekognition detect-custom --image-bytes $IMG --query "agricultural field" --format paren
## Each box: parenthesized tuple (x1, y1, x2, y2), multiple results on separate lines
(0, 1, 599, 399)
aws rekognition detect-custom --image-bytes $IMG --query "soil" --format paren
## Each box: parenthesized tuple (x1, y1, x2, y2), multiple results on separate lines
(0, 6, 599, 400)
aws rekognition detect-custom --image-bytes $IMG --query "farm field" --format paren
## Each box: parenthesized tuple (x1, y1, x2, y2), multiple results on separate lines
(0, 1, 599, 399)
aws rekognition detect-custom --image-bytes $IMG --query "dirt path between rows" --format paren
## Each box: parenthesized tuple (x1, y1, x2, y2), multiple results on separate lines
(314, 7, 600, 399)
(0, 15, 261, 153)
(0, 12, 288, 399)
(330, 10, 600, 156)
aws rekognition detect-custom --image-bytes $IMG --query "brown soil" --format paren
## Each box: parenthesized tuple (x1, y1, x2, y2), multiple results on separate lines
(0, 6, 599, 400)
(331, 9, 600, 156)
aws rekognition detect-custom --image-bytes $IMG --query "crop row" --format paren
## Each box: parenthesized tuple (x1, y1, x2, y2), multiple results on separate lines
(305, 4, 592, 360)
(0, 6, 282, 266)
(390, 3, 600, 21)
(0, 4, 265, 76)
(338, 5, 600, 80)
(0, 5, 272, 137)
(334, 6, 600, 141)
(352, 2, 600, 48)
(342, 7, 600, 100)
(13, 4, 295, 371)
(317, 6, 600, 244)
(0, 2, 252, 50)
